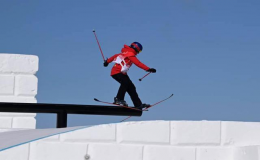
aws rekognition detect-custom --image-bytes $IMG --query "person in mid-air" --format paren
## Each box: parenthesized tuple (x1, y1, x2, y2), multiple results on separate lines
(103, 42, 156, 109)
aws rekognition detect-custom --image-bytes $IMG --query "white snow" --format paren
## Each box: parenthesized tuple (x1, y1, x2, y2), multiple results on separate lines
(0, 53, 38, 130)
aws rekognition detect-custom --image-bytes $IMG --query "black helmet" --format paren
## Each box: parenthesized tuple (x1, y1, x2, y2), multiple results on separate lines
(130, 42, 143, 53)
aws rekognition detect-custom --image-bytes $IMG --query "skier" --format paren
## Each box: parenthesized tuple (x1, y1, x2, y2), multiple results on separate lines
(103, 42, 156, 110)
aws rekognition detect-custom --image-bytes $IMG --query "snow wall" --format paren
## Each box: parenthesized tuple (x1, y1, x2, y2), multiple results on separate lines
(1, 121, 260, 160)
(1, 54, 260, 160)
(0, 54, 38, 132)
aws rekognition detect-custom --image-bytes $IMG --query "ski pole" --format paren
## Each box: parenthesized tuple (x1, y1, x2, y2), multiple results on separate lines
(93, 29, 105, 61)
(139, 72, 151, 81)
(121, 116, 132, 122)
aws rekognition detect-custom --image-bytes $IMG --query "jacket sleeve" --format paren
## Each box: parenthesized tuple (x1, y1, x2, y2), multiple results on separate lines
(128, 56, 150, 71)
(107, 54, 120, 63)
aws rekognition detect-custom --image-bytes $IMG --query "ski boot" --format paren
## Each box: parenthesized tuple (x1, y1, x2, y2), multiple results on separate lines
(113, 97, 128, 106)
(135, 103, 150, 110)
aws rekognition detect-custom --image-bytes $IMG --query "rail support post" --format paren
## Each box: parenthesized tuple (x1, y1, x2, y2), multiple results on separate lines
(57, 111, 67, 128)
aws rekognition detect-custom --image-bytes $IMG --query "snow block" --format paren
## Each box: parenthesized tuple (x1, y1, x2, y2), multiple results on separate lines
(143, 145, 196, 160)
(0, 96, 37, 103)
(60, 124, 116, 142)
(0, 75, 14, 95)
(0, 144, 29, 160)
(222, 121, 260, 146)
(0, 112, 36, 117)
(233, 146, 259, 160)
(117, 121, 170, 144)
(0, 54, 38, 74)
(196, 147, 233, 160)
(29, 142, 87, 160)
(171, 121, 221, 145)
(88, 143, 143, 160)
(15, 75, 38, 96)
(12, 117, 36, 129)
(0, 117, 12, 128)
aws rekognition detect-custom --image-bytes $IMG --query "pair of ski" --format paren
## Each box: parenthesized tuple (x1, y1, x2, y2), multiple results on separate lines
(94, 93, 174, 122)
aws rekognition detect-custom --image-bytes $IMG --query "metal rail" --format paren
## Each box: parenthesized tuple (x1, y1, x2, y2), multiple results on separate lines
(0, 102, 142, 128)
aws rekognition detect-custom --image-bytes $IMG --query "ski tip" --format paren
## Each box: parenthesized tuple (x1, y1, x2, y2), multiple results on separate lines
(94, 98, 99, 101)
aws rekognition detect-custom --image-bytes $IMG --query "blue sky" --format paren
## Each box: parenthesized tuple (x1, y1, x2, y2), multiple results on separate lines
(0, 0, 260, 128)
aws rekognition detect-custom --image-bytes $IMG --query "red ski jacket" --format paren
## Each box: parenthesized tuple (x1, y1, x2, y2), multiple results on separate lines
(107, 45, 150, 75)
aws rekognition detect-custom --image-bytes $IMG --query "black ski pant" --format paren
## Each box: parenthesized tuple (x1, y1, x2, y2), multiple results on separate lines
(112, 73, 142, 107)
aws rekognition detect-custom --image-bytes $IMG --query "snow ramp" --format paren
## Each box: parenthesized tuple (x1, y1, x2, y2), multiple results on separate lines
(0, 126, 88, 152)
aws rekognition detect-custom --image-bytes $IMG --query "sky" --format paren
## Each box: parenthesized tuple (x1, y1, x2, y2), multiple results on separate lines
(0, 0, 260, 129)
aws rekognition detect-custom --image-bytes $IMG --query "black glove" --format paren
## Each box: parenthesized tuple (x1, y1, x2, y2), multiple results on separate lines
(147, 68, 156, 73)
(103, 60, 109, 67)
